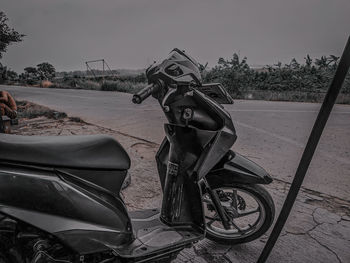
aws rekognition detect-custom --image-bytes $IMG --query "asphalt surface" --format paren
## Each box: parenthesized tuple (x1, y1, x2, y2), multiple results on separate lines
(2, 85, 350, 201)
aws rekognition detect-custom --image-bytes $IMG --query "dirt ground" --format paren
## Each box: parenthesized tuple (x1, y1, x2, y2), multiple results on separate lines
(10, 102, 350, 262)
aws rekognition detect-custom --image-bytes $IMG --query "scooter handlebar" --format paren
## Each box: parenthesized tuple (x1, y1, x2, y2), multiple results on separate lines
(132, 83, 159, 104)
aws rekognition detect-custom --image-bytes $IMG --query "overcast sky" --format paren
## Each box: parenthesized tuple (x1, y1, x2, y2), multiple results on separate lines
(1, 0, 350, 72)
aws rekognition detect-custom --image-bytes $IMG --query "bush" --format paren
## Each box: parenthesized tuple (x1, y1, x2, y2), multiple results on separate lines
(49, 80, 101, 90)
(101, 80, 146, 93)
(48, 78, 146, 94)
(77, 80, 101, 90)
(116, 73, 146, 83)
(26, 79, 37, 85)
(16, 101, 67, 119)
(204, 54, 350, 98)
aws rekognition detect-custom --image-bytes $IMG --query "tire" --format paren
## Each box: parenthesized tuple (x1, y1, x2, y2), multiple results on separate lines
(203, 183, 275, 245)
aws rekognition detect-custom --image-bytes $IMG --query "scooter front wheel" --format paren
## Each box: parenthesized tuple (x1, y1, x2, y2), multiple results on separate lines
(202, 183, 275, 245)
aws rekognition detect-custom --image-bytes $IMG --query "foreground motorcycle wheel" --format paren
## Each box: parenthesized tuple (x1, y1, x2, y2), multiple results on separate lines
(203, 183, 275, 245)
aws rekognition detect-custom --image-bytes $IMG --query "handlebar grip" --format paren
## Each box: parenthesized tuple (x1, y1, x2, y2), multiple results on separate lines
(132, 83, 159, 104)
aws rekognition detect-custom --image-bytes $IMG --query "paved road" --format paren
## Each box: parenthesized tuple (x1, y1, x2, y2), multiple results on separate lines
(3, 85, 350, 200)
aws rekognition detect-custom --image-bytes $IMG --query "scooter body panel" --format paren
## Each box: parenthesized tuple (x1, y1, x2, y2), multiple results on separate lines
(157, 144, 272, 188)
(206, 150, 273, 185)
(0, 164, 133, 254)
(156, 89, 237, 190)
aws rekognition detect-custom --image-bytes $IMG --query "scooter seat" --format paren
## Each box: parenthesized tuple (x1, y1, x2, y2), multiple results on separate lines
(0, 134, 130, 170)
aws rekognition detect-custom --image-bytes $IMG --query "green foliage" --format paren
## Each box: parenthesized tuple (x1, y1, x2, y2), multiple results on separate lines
(0, 11, 24, 59)
(101, 80, 146, 93)
(49, 79, 101, 90)
(22, 63, 56, 84)
(24, 67, 37, 75)
(37, 62, 56, 80)
(116, 73, 146, 83)
(204, 53, 350, 97)
(49, 72, 147, 92)
(76, 80, 101, 90)
(205, 54, 253, 96)
(5, 68, 17, 80)
(0, 63, 18, 83)
(24, 66, 38, 81)
(16, 101, 67, 119)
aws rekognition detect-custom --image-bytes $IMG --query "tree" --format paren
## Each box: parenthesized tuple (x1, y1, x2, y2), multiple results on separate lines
(304, 55, 312, 68)
(327, 55, 339, 69)
(24, 66, 38, 75)
(204, 53, 350, 97)
(0, 11, 24, 59)
(289, 58, 300, 70)
(24, 66, 38, 80)
(0, 63, 19, 83)
(205, 53, 253, 95)
(6, 68, 18, 81)
(0, 62, 6, 83)
(315, 56, 328, 69)
(37, 62, 55, 80)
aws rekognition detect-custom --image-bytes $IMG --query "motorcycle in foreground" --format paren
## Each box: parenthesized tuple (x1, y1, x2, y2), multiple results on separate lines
(0, 49, 275, 262)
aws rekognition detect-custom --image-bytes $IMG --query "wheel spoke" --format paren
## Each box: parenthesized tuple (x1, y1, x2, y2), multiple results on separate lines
(231, 189, 238, 209)
(235, 208, 260, 218)
(230, 219, 244, 233)
(207, 219, 215, 227)
(205, 215, 220, 221)
(207, 213, 220, 227)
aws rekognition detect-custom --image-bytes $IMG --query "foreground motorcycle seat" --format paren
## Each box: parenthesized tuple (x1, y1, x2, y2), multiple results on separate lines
(0, 134, 130, 170)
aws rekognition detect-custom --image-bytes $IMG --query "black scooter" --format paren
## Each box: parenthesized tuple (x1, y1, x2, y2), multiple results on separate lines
(0, 49, 274, 263)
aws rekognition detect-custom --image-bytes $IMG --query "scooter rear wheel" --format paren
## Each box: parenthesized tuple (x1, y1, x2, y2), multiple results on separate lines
(202, 183, 275, 245)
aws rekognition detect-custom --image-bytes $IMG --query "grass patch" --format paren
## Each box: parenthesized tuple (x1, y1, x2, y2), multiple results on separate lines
(238, 90, 350, 104)
(50, 80, 101, 90)
(101, 80, 146, 93)
(16, 101, 67, 119)
(50, 79, 147, 94)
(77, 80, 101, 90)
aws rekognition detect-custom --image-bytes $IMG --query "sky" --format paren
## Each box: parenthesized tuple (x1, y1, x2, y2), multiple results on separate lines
(1, 0, 350, 72)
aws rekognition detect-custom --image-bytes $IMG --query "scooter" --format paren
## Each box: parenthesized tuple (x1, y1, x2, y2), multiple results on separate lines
(0, 49, 275, 263)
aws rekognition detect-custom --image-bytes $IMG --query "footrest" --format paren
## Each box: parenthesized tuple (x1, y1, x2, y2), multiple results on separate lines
(114, 209, 202, 261)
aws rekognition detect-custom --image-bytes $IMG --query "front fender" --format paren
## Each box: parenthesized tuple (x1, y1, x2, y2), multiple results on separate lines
(206, 150, 272, 185)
